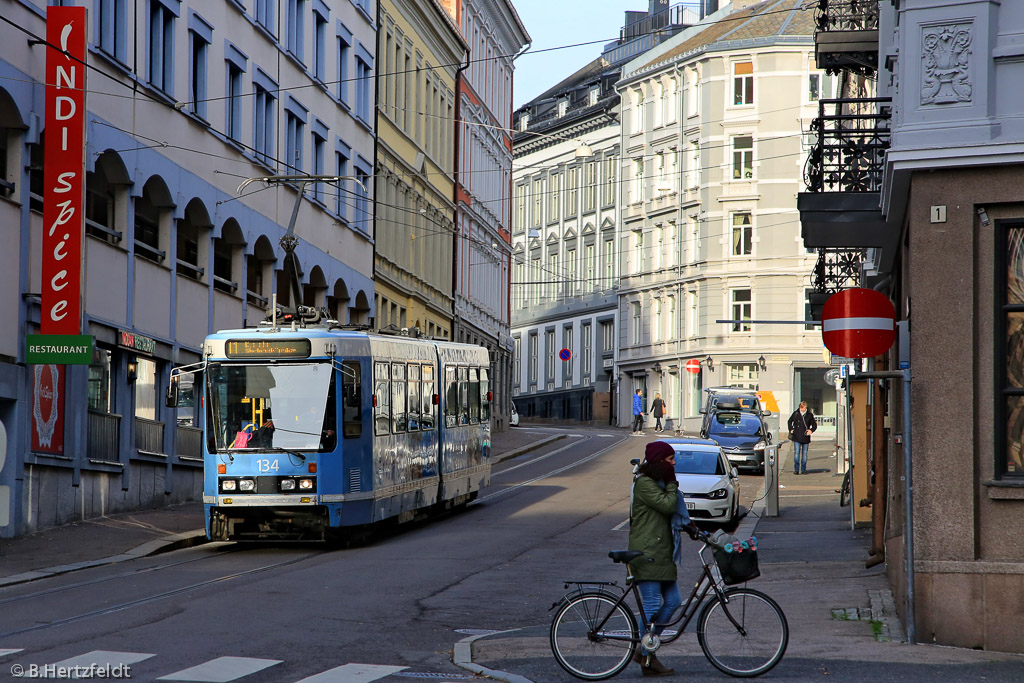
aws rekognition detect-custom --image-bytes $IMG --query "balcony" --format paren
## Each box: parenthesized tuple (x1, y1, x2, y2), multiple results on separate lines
(798, 97, 892, 254)
(814, 0, 880, 75)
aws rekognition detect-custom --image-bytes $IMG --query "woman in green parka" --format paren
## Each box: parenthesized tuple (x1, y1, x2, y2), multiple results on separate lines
(628, 440, 698, 677)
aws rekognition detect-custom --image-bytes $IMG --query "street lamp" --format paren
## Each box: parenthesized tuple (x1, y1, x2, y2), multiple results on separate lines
(758, 355, 767, 371)
(704, 355, 714, 371)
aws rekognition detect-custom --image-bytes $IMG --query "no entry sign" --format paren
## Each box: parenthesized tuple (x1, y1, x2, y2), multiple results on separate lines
(685, 358, 701, 374)
(821, 288, 897, 359)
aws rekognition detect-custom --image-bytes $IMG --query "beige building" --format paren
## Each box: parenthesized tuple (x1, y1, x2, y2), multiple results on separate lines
(614, 0, 832, 437)
(374, 0, 465, 338)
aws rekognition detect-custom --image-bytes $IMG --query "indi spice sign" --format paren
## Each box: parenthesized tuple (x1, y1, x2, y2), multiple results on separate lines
(42, 6, 87, 335)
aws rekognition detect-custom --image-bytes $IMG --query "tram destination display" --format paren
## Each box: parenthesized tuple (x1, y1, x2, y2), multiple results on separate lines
(224, 339, 312, 359)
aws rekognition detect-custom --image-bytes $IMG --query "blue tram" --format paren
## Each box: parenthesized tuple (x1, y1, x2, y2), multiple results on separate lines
(170, 321, 492, 541)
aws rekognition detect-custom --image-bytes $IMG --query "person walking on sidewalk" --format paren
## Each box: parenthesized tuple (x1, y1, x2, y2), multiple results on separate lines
(632, 389, 646, 435)
(628, 441, 698, 677)
(787, 401, 817, 474)
(649, 393, 666, 433)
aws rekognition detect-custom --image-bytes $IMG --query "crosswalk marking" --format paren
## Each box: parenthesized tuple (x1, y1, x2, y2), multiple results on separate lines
(158, 656, 282, 682)
(292, 663, 408, 682)
(0, 649, 24, 658)
(51, 650, 155, 669)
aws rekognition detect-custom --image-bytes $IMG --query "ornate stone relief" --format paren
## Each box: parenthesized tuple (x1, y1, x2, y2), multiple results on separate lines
(921, 24, 973, 105)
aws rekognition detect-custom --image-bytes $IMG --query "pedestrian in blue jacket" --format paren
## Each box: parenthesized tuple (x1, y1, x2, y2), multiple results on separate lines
(632, 389, 645, 435)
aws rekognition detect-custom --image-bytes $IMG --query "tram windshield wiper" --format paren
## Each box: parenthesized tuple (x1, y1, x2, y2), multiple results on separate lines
(267, 447, 306, 463)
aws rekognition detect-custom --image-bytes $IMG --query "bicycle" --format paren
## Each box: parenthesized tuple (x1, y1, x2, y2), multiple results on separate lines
(839, 468, 851, 507)
(549, 528, 788, 680)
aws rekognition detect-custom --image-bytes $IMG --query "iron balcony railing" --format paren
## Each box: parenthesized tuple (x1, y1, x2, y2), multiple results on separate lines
(87, 411, 121, 463)
(813, 248, 866, 295)
(135, 417, 165, 454)
(804, 98, 891, 194)
(176, 425, 203, 459)
(815, 0, 880, 32)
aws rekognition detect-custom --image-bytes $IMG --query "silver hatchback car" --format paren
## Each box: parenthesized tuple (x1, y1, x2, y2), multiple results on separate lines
(666, 438, 741, 526)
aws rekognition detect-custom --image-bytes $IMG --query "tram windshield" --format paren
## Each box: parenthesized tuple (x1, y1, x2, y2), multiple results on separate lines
(207, 363, 336, 452)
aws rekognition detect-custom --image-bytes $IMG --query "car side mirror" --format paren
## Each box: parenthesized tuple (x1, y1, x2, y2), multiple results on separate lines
(762, 410, 773, 417)
(731, 467, 739, 478)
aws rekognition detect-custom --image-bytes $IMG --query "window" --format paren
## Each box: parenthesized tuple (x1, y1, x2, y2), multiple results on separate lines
(653, 225, 663, 270)
(97, 0, 127, 63)
(602, 320, 614, 351)
(631, 88, 644, 134)
(563, 327, 573, 382)
(689, 140, 700, 189)
(666, 222, 676, 268)
(148, 1, 175, 95)
(444, 366, 458, 427)
(337, 33, 351, 104)
(89, 347, 114, 413)
(285, 111, 304, 173)
(355, 166, 370, 231)
(545, 330, 555, 381)
(653, 299, 662, 343)
(255, 0, 276, 34)
(391, 363, 406, 432)
(582, 324, 592, 376)
(631, 159, 644, 204)
(583, 161, 596, 213)
(513, 337, 521, 386)
(134, 358, 158, 421)
(254, 83, 276, 166)
(602, 156, 616, 206)
(566, 166, 578, 217)
(633, 230, 644, 274)
(212, 237, 235, 292)
(732, 136, 753, 180)
(687, 67, 699, 117)
(421, 365, 435, 430)
(653, 81, 663, 128)
(342, 361, 361, 438)
(667, 295, 676, 340)
(406, 366, 420, 432)
(999, 222, 1024, 477)
(732, 212, 752, 256)
(374, 362, 390, 435)
(532, 177, 543, 227)
(480, 368, 490, 421)
(731, 289, 752, 332)
(313, 8, 327, 82)
(604, 238, 614, 290)
(458, 366, 470, 424)
(632, 302, 642, 344)
(690, 216, 700, 263)
(548, 173, 560, 222)
(567, 249, 577, 296)
(804, 288, 817, 331)
(808, 72, 835, 102)
(666, 77, 678, 123)
(189, 28, 209, 120)
(585, 244, 595, 294)
(726, 364, 759, 390)
(134, 187, 164, 263)
(655, 152, 666, 195)
(733, 62, 753, 105)
(285, 0, 306, 62)
(226, 64, 244, 142)
(515, 184, 526, 232)
(549, 253, 560, 300)
(688, 290, 698, 338)
(335, 149, 349, 218)
(354, 56, 372, 122)
(312, 132, 325, 202)
(528, 333, 538, 384)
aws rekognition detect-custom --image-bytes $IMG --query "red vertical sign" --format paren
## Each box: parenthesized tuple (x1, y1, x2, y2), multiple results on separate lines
(31, 364, 65, 455)
(42, 6, 87, 335)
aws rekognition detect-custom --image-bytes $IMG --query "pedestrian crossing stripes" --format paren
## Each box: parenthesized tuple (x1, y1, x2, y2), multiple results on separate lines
(2, 650, 415, 682)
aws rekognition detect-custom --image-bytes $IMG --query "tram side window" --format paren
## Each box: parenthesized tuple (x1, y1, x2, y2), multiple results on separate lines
(342, 361, 361, 438)
(422, 365, 436, 430)
(458, 366, 469, 425)
(392, 362, 407, 433)
(445, 366, 458, 428)
(374, 362, 390, 436)
(408, 364, 420, 431)
(469, 367, 480, 423)
(481, 367, 490, 421)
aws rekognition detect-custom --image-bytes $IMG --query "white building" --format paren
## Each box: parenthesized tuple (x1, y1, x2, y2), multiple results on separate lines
(0, 0, 376, 536)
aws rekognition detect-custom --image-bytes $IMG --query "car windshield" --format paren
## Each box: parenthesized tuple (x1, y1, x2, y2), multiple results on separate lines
(709, 412, 762, 437)
(674, 449, 726, 475)
(207, 362, 336, 452)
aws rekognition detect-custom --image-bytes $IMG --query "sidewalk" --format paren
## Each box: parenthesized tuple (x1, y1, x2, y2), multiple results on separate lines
(0, 427, 564, 587)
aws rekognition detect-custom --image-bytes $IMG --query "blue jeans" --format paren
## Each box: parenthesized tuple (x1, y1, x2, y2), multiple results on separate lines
(793, 441, 809, 473)
(636, 580, 682, 655)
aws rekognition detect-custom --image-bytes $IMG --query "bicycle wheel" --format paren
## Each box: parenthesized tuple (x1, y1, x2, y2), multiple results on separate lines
(697, 588, 788, 677)
(839, 470, 851, 507)
(550, 592, 638, 680)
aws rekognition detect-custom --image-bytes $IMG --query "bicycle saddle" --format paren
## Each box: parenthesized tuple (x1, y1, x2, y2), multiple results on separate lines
(608, 550, 645, 564)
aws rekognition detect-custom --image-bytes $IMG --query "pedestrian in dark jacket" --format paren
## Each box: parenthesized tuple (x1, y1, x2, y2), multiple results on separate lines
(649, 393, 666, 433)
(632, 389, 645, 435)
(787, 401, 817, 474)
(628, 441, 697, 676)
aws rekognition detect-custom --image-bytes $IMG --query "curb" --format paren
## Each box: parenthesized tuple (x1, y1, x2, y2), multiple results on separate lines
(453, 629, 535, 683)
(0, 529, 207, 588)
(493, 434, 567, 464)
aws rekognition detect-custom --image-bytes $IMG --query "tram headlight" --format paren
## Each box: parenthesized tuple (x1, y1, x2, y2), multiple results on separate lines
(221, 479, 237, 491)
(298, 478, 314, 490)
(280, 479, 296, 491)
(238, 478, 256, 492)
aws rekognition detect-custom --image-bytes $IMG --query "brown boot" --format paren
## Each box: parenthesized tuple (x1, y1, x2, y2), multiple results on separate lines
(640, 653, 674, 677)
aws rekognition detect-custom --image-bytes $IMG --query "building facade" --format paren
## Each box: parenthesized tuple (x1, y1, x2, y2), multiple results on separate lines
(450, 0, 529, 432)
(0, 0, 376, 537)
(509, 1, 699, 425)
(613, 0, 833, 437)
(373, 0, 463, 339)
(800, 0, 1024, 653)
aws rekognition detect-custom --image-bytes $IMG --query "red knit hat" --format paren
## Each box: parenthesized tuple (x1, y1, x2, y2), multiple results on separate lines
(644, 440, 675, 463)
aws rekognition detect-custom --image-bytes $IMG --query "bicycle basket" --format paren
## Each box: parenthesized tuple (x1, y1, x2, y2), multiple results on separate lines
(713, 547, 760, 585)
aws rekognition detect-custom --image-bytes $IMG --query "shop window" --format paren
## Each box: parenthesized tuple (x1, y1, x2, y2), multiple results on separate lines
(89, 347, 115, 413)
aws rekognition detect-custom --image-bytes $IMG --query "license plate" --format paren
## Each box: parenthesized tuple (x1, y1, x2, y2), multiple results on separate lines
(686, 502, 695, 509)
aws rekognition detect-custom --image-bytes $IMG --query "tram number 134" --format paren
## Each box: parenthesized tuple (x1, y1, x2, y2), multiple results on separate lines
(256, 459, 280, 473)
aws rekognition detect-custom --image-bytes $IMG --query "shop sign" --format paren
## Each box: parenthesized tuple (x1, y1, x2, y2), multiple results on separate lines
(119, 330, 156, 355)
(31, 364, 65, 455)
(25, 334, 93, 365)
(41, 6, 87, 336)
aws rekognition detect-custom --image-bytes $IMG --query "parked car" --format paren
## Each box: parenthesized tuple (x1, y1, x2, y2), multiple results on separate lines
(666, 438, 740, 527)
(509, 400, 520, 427)
(703, 410, 772, 473)
(700, 386, 772, 438)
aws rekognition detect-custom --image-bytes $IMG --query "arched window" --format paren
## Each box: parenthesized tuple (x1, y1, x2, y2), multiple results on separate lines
(135, 176, 174, 263)
(177, 198, 212, 281)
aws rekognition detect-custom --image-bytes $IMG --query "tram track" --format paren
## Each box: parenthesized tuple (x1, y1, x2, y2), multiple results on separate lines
(0, 549, 328, 639)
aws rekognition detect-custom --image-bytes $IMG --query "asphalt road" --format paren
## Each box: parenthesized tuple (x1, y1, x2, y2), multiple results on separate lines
(0, 426, 676, 682)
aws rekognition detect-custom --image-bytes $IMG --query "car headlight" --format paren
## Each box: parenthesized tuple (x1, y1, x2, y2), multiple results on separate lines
(280, 479, 296, 491)
(238, 479, 256, 492)
(708, 488, 728, 499)
(298, 478, 314, 490)
(754, 440, 767, 451)
(221, 479, 236, 491)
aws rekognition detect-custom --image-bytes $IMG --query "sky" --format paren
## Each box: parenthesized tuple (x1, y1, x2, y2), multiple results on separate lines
(511, 1, 649, 109)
